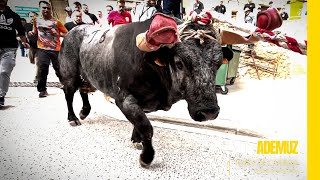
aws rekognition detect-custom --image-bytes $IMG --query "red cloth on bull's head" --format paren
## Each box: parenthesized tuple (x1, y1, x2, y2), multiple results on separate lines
(136, 13, 179, 52)
(146, 13, 178, 46)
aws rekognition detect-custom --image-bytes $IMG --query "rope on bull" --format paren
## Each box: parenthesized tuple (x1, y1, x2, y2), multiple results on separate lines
(177, 20, 221, 45)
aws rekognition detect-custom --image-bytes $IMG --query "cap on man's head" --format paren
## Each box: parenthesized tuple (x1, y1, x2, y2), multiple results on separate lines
(65, 6, 72, 11)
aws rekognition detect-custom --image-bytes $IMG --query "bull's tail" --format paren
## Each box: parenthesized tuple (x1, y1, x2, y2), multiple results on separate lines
(59, 27, 86, 89)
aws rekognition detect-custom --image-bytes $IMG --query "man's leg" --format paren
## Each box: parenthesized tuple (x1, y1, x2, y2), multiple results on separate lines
(36, 49, 50, 96)
(172, 0, 181, 19)
(162, 0, 172, 15)
(49, 51, 62, 82)
(0, 48, 17, 105)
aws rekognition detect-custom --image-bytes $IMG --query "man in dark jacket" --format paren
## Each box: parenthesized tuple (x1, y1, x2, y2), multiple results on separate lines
(214, 1, 226, 14)
(243, 0, 255, 13)
(0, 0, 29, 106)
(280, 8, 289, 20)
(193, 0, 204, 14)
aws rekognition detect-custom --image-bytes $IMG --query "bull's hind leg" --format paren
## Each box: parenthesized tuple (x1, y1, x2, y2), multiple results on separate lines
(116, 94, 154, 168)
(79, 92, 91, 120)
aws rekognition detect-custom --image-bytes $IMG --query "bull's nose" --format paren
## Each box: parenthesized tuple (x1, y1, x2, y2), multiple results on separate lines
(195, 106, 220, 121)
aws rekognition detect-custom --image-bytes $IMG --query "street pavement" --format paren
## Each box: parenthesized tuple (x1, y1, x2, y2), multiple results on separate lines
(0, 51, 307, 179)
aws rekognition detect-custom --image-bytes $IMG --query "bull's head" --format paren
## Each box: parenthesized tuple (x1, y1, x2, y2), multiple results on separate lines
(138, 15, 233, 122)
(169, 24, 225, 122)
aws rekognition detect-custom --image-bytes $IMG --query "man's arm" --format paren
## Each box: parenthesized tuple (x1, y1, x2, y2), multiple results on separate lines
(92, 14, 100, 24)
(15, 14, 29, 47)
(28, 17, 38, 36)
(57, 20, 68, 37)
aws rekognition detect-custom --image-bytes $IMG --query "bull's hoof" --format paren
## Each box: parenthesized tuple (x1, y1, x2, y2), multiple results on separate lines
(79, 107, 91, 120)
(131, 142, 143, 150)
(139, 150, 154, 168)
(68, 120, 81, 126)
(139, 157, 151, 168)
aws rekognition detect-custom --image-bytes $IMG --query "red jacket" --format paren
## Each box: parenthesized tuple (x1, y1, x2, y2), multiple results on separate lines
(108, 11, 132, 27)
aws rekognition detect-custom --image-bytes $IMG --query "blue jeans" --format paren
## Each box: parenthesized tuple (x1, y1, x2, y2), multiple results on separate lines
(0, 48, 17, 97)
(162, 0, 181, 19)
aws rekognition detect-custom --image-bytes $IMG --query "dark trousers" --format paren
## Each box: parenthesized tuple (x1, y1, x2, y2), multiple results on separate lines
(18, 41, 26, 57)
(36, 49, 61, 92)
(162, 0, 181, 19)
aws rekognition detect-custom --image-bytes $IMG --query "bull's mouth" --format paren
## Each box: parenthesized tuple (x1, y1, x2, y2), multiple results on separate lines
(193, 109, 220, 122)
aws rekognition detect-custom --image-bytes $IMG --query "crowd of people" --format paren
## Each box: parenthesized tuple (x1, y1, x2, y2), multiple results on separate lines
(0, 0, 292, 106)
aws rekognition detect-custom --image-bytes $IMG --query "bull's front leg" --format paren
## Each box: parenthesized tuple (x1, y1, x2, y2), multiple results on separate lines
(116, 94, 154, 168)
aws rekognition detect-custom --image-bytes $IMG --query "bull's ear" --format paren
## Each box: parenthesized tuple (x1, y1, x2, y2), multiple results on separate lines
(222, 47, 234, 61)
(144, 51, 169, 67)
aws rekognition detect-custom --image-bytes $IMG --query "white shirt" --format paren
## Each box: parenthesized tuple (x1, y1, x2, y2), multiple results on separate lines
(65, 16, 73, 23)
(135, 3, 157, 22)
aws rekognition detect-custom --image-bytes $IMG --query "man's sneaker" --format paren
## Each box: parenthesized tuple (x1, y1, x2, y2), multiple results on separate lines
(0, 96, 4, 106)
(39, 91, 48, 98)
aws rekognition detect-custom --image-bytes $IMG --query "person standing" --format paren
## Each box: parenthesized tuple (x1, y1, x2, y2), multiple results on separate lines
(104, 5, 113, 29)
(82, 4, 99, 25)
(108, 0, 132, 27)
(193, 0, 204, 14)
(243, 0, 255, 13)
(25, 11, 39, 82)
(72, 1, 93, 25)
(214, 1, 226, 14)
(280, 8, 289, 20)
(29, 1, 68, 98)
(17, 18, 27, 57)
(135, 0, 157, 22)
(244, 7, 255, 25)
(64, 10, 85, 31)
(64, 6, 73, 23)
(0, 0, 29, 106)
(97, 11, 108, 27)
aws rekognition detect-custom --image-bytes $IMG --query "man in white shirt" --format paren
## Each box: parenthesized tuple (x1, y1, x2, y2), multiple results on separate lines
(97, 10, 108, 28)
(135, 0, 157, 22)
(65, 7, 73, 23)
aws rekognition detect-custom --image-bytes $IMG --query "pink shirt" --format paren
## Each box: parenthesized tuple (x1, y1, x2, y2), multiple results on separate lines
(108, 11, 132, 27)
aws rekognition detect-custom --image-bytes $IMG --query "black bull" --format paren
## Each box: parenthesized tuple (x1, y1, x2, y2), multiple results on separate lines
(59, 19, 229, 167)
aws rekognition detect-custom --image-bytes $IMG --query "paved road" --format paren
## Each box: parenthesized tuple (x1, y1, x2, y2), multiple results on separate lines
(1, 86, 306, 180)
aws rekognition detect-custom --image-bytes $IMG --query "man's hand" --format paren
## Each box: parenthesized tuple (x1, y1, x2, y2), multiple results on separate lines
(22, 42, 30, 48)
(28, 31, 35, 36)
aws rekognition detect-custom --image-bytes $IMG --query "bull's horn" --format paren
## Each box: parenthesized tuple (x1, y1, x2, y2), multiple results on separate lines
(136, 32, 160, 52)
(154, 58, 166, 66)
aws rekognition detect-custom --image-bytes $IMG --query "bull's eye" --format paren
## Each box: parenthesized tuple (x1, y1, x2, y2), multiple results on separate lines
(176, 61, 183, 70)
